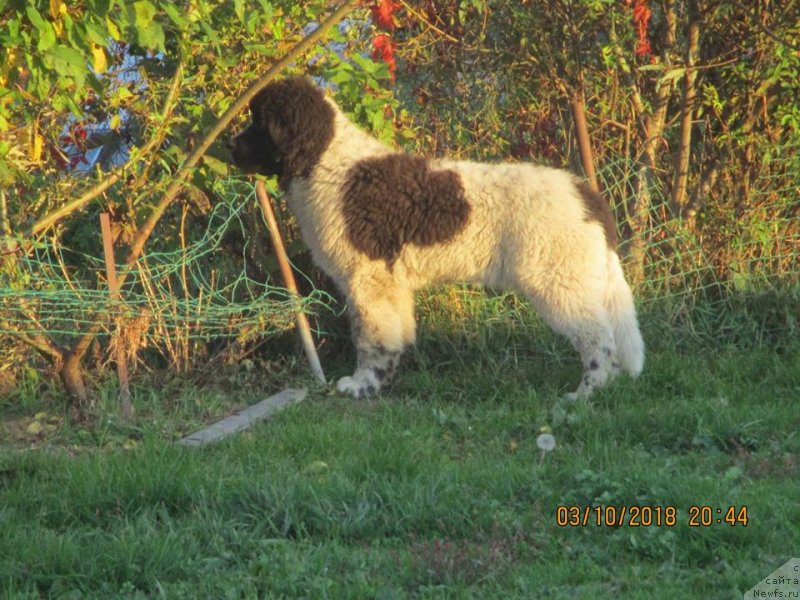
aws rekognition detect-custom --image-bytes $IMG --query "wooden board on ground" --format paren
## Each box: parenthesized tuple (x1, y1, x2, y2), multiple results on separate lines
(178, 388, 307, 447)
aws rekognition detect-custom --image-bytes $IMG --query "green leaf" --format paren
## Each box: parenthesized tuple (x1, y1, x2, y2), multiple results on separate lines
(257, 0, 274, 21)
(62, 12, 75, 40)
(234, 0, 245, 23)
(369, 106, 385, 132)
(132, 0, 156, 27)
(85, 20, 109, 46)
(327, 68, 353, 86)
(88, 0, 112, 17)
(125, 1, 164, 50)
(351, 53, 379, 75)
(199, 20, 221, 52)
(138, 22, 165, 51)
(658, 67, 686, 85)
(270, 16, 284, 40)
(36, 26, 57, 52)
(44, 44, 88, 87)
(25, 6, 48, 32)
(26, 6, 57, 52)
(106, 15, 121, 40)
(243, 43, 277, 57)
(203, 155, 228, 176)
(162, 3, 188, 28)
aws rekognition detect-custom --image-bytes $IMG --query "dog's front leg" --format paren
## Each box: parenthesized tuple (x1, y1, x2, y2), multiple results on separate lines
(336, 277, 415, 399)
(336, 341, 401, 400)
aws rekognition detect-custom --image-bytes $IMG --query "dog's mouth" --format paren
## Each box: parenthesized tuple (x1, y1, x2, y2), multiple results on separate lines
(226, 122, 285, 178)
(229, 142, 282, 178)
(226, 133, 259, 174)
(228, 142, 255, 173)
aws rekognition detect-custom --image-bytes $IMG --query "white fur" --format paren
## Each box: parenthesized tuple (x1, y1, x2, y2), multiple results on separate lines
(285, 98, 644, 398)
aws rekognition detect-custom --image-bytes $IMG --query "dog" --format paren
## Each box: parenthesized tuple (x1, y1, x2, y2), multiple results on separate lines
(230, 75, 644, 399)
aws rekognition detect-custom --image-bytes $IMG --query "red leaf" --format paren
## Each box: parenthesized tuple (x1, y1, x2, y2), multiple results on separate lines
(372, 34, 397, 80)
(630, 0, 652, 60)
(632, 2, 650, 22)
(635, 39, 652, 57)
(371, 0, 398, 31)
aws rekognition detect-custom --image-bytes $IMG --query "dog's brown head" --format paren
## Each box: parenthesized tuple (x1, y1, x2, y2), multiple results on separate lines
(229, 76, 335, 180)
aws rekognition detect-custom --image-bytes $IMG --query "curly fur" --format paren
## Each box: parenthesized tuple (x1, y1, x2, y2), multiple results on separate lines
(576, 181, 618, 247)
(230, 77, 334, 182)
(230, 76, 644, 399)
(343, 154, 471, 267)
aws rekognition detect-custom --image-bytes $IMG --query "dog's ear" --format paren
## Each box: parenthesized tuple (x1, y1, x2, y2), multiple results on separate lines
(247, 76, 335, 179)
(265, 117, 288, 150)
(249, 93, 276, 134)
(249, 81, 293, 149)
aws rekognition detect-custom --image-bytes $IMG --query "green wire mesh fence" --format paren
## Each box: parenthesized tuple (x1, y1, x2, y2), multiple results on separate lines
(1, 149, 798, 375)
(1, 188, 331, 355)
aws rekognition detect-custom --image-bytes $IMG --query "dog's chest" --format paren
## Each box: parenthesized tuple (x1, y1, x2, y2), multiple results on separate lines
(284, 180, 354, 279)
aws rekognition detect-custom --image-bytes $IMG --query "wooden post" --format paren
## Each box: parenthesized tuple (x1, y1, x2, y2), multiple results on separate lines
(100, 213, 133, 418)
(178, 388, 307, 446)
(570, 92, 600, 194)
(254, 182, 326, 384)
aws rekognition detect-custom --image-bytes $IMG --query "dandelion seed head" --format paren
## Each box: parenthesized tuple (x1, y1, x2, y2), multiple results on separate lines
(536, 433, 556, 452)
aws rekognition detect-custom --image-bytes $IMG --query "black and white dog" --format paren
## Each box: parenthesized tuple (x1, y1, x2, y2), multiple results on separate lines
(230, 76, 644, 399)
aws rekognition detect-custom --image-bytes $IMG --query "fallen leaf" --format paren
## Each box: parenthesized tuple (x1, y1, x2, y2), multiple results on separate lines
(26, 421, 44, 435)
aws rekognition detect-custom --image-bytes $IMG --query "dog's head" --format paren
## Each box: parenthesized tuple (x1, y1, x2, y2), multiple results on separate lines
(229, 76, 335, 181)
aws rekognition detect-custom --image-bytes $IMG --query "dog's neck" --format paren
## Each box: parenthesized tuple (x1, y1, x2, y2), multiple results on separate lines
(324, 98, 395, 162)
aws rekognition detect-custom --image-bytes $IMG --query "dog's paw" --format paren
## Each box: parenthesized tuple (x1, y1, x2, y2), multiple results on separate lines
(336, 375, 377, 400)
(564, 387, 593, 402)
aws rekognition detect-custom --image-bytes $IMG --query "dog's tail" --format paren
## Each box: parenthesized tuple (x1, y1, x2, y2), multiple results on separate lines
(604, 250, 645, 377)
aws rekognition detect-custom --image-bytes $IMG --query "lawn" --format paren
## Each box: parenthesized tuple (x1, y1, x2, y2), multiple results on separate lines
(1, 289, 798, 598)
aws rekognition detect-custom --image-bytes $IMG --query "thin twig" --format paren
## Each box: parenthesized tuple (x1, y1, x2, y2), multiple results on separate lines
(398, 0, 461, 44)
(8, 329, 63, 362)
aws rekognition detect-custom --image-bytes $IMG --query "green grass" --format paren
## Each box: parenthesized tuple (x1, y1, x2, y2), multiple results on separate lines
(1, 288, 799, 599)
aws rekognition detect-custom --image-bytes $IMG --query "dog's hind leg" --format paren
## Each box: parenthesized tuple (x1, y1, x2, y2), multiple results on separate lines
(336, 272, 416, 399)
(564, 316, 617, 400)
(518, 279, 617, 399)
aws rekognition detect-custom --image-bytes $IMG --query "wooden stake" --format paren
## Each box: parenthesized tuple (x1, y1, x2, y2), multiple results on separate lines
(570, 92, 600, 194)
(100, 213, 133, 418)
(255, 181, 326, 384)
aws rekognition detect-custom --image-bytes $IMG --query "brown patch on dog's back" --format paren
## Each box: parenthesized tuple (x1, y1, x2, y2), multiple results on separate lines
(576, 181, 618, 248)
(342, 154, 471, 266)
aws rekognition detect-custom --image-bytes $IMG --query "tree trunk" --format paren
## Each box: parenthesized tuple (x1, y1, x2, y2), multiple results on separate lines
(671, 1, 700, 218)
(624, 0, 677, 284)
(60, 351, 88, 404)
